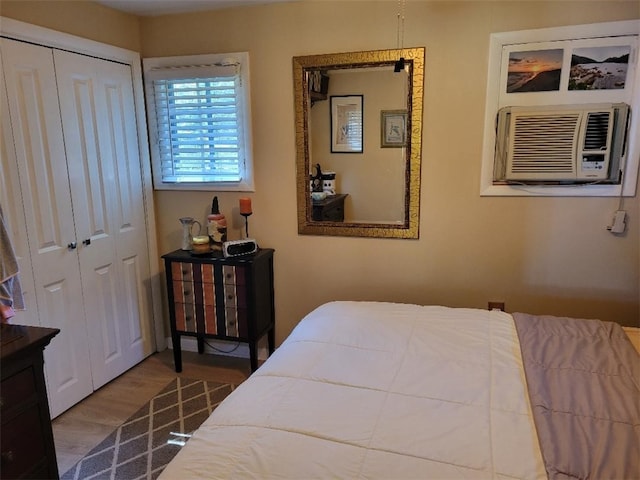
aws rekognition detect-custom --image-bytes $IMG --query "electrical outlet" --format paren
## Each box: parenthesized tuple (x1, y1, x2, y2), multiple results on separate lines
(488, 301, 505, 311)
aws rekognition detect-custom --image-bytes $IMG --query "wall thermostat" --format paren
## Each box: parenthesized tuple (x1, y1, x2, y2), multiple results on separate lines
(223, 239, 258, 257)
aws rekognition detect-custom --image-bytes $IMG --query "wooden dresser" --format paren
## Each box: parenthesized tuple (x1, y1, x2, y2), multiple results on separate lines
(312, 194, 347, 222)
(162, 248, 275, 373)
(1, 324, 60, 479)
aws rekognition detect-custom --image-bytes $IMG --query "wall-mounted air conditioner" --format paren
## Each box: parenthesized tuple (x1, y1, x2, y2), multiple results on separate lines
(493, 103, 630, 184)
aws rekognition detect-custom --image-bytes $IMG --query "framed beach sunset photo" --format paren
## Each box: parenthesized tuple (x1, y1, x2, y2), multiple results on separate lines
(506, 49, 563, 93)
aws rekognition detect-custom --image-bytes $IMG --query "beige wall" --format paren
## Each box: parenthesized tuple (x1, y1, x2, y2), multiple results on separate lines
(0, 0, 141, 51)
(2, 1, 638, 343)
(143, 1, 639, 336)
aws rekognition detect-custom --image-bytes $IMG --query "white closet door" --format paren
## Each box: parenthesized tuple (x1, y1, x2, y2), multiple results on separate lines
(0, 38, 93, 415)
(0, 57, 39, 328)
(53, 50, 153, 388)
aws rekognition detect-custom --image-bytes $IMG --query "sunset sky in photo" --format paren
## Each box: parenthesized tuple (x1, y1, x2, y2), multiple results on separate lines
(508, 49, 563, 73)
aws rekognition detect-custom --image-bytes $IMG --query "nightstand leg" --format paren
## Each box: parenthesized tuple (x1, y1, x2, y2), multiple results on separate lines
(197, 336, 205, 354)
(172, 333, 182, 372)
(249, 341, 258, 372)
(268, 327, 275, 355)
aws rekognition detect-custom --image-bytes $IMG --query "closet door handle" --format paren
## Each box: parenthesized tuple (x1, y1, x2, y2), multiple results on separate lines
(67, 241, 77, 250)
(83, 238, 91, 246)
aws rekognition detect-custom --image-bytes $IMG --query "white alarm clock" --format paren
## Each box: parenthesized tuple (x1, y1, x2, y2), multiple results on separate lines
(222, 239, 258, 257)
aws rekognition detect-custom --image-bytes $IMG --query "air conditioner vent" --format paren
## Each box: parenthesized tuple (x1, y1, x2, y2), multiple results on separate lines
(494, 103, 629, 184)
(510, 114, 578, 175)
(583, 112, 610, 150)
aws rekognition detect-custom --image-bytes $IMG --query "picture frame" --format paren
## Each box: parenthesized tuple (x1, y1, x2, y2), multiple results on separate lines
(380, 110, 407, 148)
(330, 95, 363, 153)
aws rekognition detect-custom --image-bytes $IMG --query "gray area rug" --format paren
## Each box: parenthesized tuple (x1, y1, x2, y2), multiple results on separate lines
(62, 377, 235, 480)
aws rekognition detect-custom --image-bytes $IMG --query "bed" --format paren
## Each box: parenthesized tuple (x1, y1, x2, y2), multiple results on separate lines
(159, 301, 639, 479)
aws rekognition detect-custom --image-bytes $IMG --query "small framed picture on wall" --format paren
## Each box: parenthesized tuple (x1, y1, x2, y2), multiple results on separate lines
(380, 110, 407, 148)
(330, 95, 363, 153)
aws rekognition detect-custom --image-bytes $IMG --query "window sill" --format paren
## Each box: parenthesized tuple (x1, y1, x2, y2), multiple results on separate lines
(153, 180, 255, 192)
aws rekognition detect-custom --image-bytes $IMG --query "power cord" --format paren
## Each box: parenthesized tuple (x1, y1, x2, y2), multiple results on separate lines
(203, 339, 241, 354)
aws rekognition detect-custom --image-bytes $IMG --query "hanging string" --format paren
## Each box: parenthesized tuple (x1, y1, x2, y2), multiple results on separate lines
(396, 0, 400, 49)
(394, 0, 407, 72)
(396, 0, 406, 51)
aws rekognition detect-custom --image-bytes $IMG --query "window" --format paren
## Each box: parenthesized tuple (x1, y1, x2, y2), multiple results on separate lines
(143, 53, 253, 191)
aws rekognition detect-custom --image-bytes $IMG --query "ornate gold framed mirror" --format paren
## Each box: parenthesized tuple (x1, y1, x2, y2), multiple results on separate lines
(293, 47, 424, 238)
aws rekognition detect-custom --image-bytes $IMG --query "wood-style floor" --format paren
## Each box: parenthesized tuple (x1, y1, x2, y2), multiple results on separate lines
(51, 350, 251, 475)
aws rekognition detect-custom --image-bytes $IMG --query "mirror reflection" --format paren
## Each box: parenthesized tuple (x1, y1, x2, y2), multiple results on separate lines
(293, 48, 425, 238)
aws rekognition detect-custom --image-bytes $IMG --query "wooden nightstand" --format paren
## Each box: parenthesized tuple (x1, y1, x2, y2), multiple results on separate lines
(162, 248, 275, 373)
(312, 194, 347, 222)
(1, 324, 60, 479)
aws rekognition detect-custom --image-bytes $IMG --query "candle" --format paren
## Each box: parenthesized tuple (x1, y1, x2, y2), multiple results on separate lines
(191, 235, 211, 254)
(239, 197, 252, 215)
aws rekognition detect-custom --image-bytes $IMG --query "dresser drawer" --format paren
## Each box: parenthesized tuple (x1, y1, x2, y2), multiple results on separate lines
(172, 280, 216, 306)
(173, 302, 217, 335)
(0, 367, 36, 416)
(171, 262, 216, 284)
(224, 307, 248, 338)
(1, 404, 47, 479)
(222, 265, 246, 285)
(223, 284, 247, 308)
(173, 302, 198, 333)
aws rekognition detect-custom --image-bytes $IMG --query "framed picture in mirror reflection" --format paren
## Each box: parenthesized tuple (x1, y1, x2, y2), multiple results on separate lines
(330, 95, 363, 153)
(381, 110, 407, 148)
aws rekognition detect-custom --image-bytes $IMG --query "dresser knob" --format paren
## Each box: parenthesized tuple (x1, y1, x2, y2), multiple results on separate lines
(1, 450, 14, 464)
(185, 316, 193, 322)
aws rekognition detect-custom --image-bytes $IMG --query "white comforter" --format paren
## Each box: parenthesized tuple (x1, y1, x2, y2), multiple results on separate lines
(160, 301, 546, 479)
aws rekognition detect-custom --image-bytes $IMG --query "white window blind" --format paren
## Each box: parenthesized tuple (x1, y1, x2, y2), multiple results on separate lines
(143, 53, 253, 191)
(345, 109, 363, 151)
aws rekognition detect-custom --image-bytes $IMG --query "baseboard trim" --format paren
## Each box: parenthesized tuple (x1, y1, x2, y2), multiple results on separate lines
(165, 336, 269, 360)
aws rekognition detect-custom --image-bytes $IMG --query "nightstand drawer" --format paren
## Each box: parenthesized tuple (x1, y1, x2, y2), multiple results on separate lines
(1, 404, 47, 479)
(0, 368, 36, 416)
(222, 265, 246, 285)
(172, 280, 216, 306)
(174, 302, 198, 333)
(171, 262, 193, 282)
(173, 302, 217, 335)
(173, 280, 196, 304)
(171, 262, 215, 284)
(224, 307, 248, 338)
(223, 284, 247, 307)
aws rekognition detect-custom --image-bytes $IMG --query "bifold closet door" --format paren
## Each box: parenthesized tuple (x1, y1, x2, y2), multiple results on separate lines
(53, 50, 153, 389)
(1, 38, 154, 417)
(0, 38, 94, 415)
(0, 60, 39, 329)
